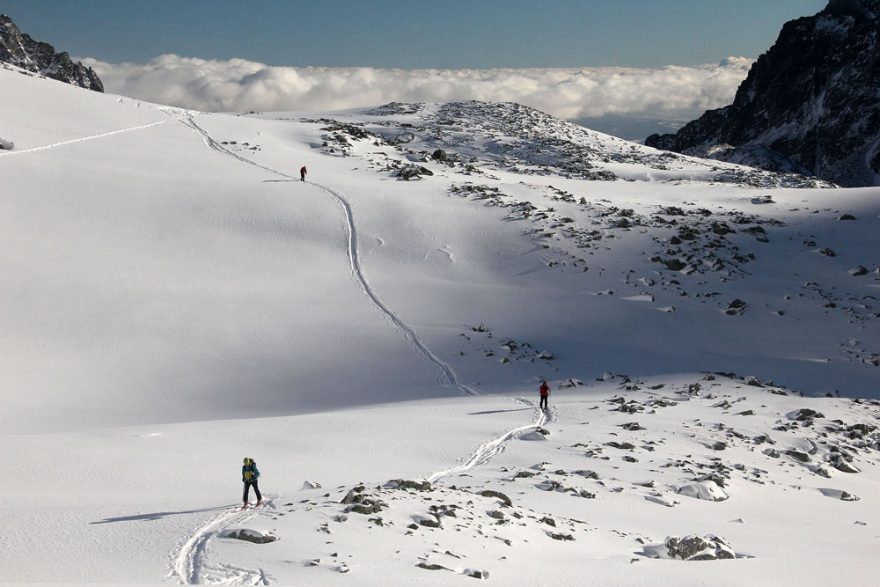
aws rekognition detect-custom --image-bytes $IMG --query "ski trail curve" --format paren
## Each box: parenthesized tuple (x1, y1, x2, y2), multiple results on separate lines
(170, 506, 241, 584)
(426, 398, 548, 483)
(181, 114, 477, 397)
(0, 120, 166, 158)
(311, 179, 477, 395)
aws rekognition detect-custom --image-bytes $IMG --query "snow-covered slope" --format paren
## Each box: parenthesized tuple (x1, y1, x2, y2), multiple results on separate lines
(0, 65, 878, 584)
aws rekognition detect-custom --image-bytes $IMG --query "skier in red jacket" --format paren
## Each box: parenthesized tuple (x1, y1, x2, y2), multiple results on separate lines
(300, 165, 307, 181)
(539, 380, 550, 411)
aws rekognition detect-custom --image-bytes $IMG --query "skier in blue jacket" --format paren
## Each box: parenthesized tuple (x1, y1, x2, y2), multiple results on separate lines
(241, 457, 262, 507)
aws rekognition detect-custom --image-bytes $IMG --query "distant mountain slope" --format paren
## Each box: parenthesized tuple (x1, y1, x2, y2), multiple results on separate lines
(0, 13, 103, 91)
(646, 0, 880, 187)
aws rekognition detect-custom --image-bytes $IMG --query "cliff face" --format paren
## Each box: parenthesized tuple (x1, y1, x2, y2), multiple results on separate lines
(646, 0, 880, 187)
(0, 14, 103, 92)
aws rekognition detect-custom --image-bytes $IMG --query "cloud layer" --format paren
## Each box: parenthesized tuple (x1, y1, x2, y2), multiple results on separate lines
(83, 55, 753, 120)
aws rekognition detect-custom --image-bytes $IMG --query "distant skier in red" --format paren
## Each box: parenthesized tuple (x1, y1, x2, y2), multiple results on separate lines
(300, 165, 307, 181)
(539, 380, 550, 411)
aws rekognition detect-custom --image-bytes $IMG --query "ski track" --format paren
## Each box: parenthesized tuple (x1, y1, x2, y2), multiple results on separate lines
(180, 114, 477, 397)
(171, 506, 247, 584)
(171, 115, 547, 583)
(0, 120, 166, 157)
(426, 397, 549, 483)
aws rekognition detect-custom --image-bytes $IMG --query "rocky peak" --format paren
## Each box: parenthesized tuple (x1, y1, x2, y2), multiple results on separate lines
(0, 14, 103, 92)
(646, 0, 880, 187)
(823, 0, 880, 18)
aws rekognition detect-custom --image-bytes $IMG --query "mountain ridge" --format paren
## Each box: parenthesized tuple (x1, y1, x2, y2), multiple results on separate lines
(0, 13, 103, 92)
(646, 0, 880, 187)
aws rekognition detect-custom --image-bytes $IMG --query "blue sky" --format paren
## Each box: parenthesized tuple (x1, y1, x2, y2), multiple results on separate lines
(4, 0, 826, 68)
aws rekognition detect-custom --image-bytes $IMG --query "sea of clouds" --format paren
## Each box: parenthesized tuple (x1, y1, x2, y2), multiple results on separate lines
(83, 55, 752, 121)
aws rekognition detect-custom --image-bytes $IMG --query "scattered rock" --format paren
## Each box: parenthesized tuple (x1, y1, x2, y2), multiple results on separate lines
(478, 490, 512, 507)
(416, 562, 450, 572)
(819, 488, 860, 501)
(725, 299, 747, 316)
(620, 422, 645, 431)
(219, 529, 277, 544)
(830, 454, 860, 473)
(662, 535, 736, 561)
(785, 449, 811, 463)
(787, 408, 825, 421)
(414, 514, 442, 528)
(605, 441, 636, 450)
(385, 479, 433, 492)
(546, 531, 575, 541)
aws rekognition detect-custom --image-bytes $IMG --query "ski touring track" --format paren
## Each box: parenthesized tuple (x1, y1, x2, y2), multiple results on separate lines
(0, 119, 167, 158)
(171, 115, 556, 583)
(170, 501, 274, 585)
(426, 397, 553, 483)
(180, 114, 477, 397)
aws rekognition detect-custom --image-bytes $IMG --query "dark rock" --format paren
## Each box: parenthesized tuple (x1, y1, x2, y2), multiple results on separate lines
(664, 535, 735, 561)
(620, 422, 645, 431)
(546, 531, 575, 541)
(416, 563, 449, 571)
(605, 441, 636, 450)
(431, 148, 447, 160)
(726, 299, 747, 316)
(386, 479, 433, 491)
(646, 1, 880, 186)
(831, 454, 861, 473)
(0, 14, 104, 91)
(785, 449, 812, 463)
(394, 164, 434, 180)
(478, 490, 512, 507)
(846, 423, 877, 438)
(416, 515, 441, 528)
(788, 408, 825, 421)
(219, 529, 277, 544)
(340, 486, 366, 504)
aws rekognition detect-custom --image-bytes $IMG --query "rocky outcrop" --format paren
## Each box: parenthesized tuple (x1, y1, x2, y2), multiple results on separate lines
(646, 0, 880, 186)
(0, 14, 103, 92)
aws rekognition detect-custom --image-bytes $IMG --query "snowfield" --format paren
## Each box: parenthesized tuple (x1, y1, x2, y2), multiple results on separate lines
(0, 64, 878, 585)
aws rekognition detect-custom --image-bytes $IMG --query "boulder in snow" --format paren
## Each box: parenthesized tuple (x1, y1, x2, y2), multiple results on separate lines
(219, 528, 277, 544)
(677, 481, 729, 502)
(651, 534, 736, 560)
